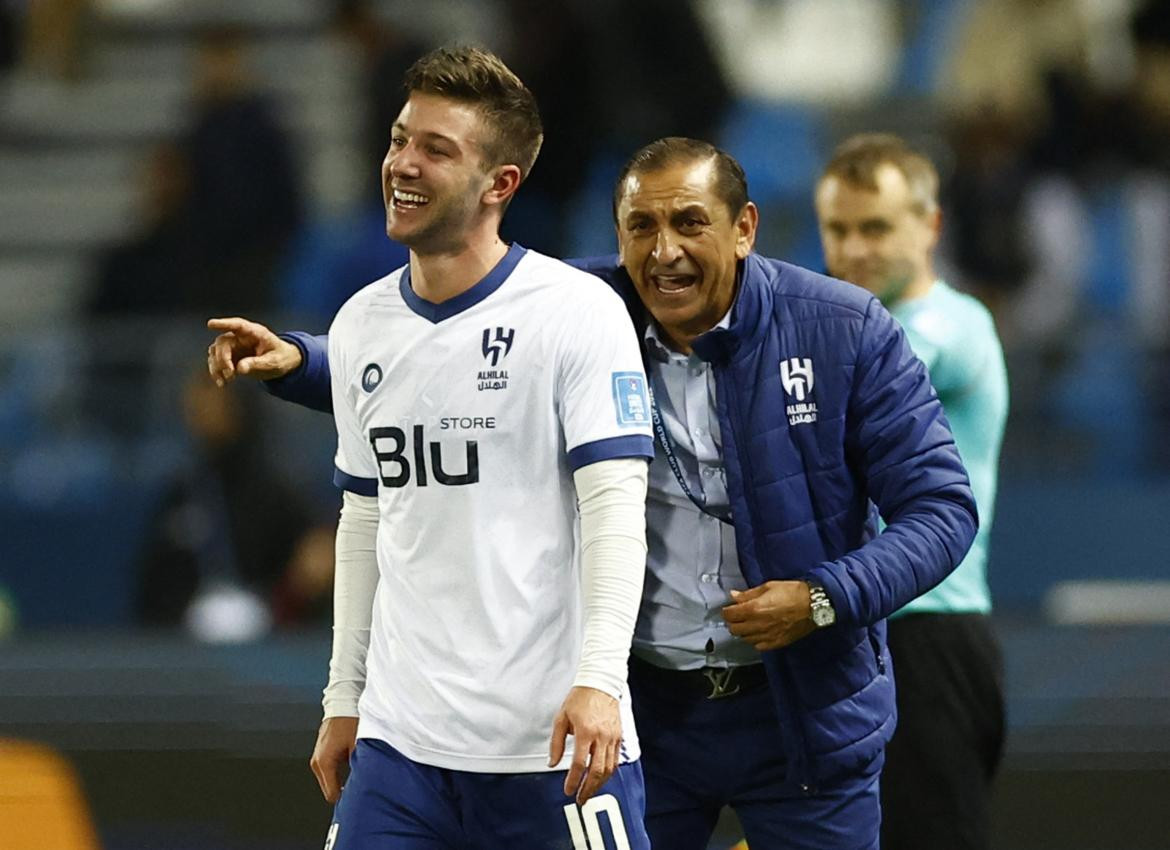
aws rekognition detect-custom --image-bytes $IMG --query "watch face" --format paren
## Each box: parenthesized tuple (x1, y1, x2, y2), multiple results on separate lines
(812, 606, 835, 627)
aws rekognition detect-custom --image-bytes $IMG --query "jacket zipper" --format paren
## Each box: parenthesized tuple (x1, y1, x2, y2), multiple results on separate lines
(717, 358, 817, 792)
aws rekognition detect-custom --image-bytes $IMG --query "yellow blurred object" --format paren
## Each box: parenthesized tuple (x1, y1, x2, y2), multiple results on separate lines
(0, 739, 101, 850)
(729, 842, 750, 850)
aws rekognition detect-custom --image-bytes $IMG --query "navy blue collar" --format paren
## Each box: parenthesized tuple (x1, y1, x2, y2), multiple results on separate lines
(689, 259, 749, 365)
(399, 243, 527, 323)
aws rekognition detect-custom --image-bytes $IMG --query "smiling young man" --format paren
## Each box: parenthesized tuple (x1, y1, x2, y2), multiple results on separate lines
(816, 133, 1008, 850)
(208, 137, 977, 849)
(233, 46, 656, 850)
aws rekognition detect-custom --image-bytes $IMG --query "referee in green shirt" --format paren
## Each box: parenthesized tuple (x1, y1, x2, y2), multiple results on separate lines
(815, 133, 1009, 850)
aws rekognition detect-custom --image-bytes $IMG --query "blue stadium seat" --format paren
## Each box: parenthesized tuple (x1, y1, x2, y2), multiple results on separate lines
(896, 0, 971, 95)
(717, 100, 824, 206)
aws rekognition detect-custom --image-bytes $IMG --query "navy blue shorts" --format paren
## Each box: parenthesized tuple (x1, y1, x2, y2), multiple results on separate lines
(323, 738, 651, 850)
(629, 656, 882, 850)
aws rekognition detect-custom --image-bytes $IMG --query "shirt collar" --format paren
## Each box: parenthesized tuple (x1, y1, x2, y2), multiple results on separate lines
(643, 307, 733, 364)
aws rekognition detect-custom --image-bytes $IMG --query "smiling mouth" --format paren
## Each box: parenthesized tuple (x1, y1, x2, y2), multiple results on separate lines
(392, 189, 430, 211)
(650, 273, 697, 294)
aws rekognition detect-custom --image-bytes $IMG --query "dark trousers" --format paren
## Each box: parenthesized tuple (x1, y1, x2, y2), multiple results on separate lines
(881, 613, 1006, 850)
(628, 655, 882, 850)
(329, 739, 650, 849)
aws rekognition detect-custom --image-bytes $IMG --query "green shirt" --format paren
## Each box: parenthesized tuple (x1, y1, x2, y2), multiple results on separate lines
(890, 281, 1008, 615)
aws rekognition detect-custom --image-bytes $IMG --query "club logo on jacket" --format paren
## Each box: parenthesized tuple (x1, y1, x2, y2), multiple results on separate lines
(780, 357, 817, 425)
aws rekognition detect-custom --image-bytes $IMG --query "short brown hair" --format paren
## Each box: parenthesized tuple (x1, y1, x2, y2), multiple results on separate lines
(404, 46, 543, 181)
(612, 137, 749, 222)
(820, 133, 939, 215)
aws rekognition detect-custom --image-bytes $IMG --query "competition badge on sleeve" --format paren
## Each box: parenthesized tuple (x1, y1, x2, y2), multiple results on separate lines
(612, 372, 650, 427)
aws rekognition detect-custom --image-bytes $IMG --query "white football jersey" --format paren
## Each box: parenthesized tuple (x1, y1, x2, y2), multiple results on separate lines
(330, 245, 654, 773)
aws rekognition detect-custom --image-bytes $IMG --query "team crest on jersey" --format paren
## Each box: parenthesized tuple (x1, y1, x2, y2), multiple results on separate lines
(780, 357, 817, 425)
(482, 327, 515, 366)
(612, 372, 650, 427)
(361, 363, 383, 393)
(478, 327, 514, 391)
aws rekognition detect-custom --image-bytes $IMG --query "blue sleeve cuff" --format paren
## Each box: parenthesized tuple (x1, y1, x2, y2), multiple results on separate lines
(334, 467, 378, 496)
(263, 332, 333, 414)
(567, 435, 654, 471)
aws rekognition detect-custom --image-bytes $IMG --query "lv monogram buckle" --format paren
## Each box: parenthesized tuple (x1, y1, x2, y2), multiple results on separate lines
(702, 666, 741, 700)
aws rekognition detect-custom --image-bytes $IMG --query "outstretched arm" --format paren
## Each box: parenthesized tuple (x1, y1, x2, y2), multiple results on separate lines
(206, 317, 333, 414)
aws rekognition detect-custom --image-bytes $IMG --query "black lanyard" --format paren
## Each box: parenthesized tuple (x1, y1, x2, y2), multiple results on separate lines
(647, 369, 733, 525)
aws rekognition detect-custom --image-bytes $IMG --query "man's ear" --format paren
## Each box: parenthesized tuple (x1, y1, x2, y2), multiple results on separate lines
(926, 206, 942, 251)
(735, 202, 760, 260)
(483, 165, 523, 208)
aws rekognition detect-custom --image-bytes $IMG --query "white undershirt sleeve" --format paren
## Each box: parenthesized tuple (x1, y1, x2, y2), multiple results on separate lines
(321, 490, 380, 718)
(571, 457, 649, 699)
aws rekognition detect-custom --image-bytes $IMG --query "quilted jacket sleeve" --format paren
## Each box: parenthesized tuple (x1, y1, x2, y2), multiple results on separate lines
(803, 298, 978, 627)
(262, 331, 334, 414)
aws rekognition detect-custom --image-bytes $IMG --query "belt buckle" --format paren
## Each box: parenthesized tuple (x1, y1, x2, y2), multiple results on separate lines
(702, 666, 742, 700)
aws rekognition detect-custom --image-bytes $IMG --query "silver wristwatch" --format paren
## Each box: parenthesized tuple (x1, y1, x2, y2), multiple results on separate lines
(806, 581, 836, 628)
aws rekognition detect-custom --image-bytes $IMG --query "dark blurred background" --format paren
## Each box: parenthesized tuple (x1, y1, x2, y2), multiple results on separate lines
(1, 0, 1169, 848)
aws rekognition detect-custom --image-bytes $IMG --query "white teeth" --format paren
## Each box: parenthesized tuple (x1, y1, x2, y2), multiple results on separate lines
(654, 275, 693, 292)
(393, 190, 429, 204)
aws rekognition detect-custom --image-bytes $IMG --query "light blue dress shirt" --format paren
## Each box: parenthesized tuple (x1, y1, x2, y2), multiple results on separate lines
(631, 316, 762, 671)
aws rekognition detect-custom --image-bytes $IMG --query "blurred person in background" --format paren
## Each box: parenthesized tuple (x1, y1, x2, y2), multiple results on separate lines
(207, 135, 977, 850)
(136, 369, 324, 637)
(271, 524, 335, 627)
(88, 141, 199, 316)
(816, 133, 1008, 850)
(274, 1, 420, 326)
(589, 0, 730, 148)
(183, 25, 303, 314)
(19, 0, 88, 80)
(495, 0, 604, 255)
(0, 0, 21, 72)
(331, 0, 428, 180)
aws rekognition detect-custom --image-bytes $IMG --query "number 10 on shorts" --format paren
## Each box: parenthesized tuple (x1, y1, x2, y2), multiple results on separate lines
(563, 794, 632, 850)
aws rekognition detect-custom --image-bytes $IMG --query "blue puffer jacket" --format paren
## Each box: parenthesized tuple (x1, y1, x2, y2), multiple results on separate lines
(267, 251, 978, 789)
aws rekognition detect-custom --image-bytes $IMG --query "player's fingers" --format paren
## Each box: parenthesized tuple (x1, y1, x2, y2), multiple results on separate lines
(606, 735, 620, 781)
(240, 347, 290, 374)
(564, 733, 590, 798)
(207, 353, 224, 387)
(577, 740, 610, 805)
(310, 754, 331, 801)
(207, 317, 265, 339)
(208, 336, 238, 382)
(548, 713, 569, 768)
(325, 761, 345, 803)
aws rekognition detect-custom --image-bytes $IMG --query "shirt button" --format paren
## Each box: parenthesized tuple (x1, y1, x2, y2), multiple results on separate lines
(693, 427, 705, 437)
(702, 467, 716, 477)
(700, 574, 716, 583)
